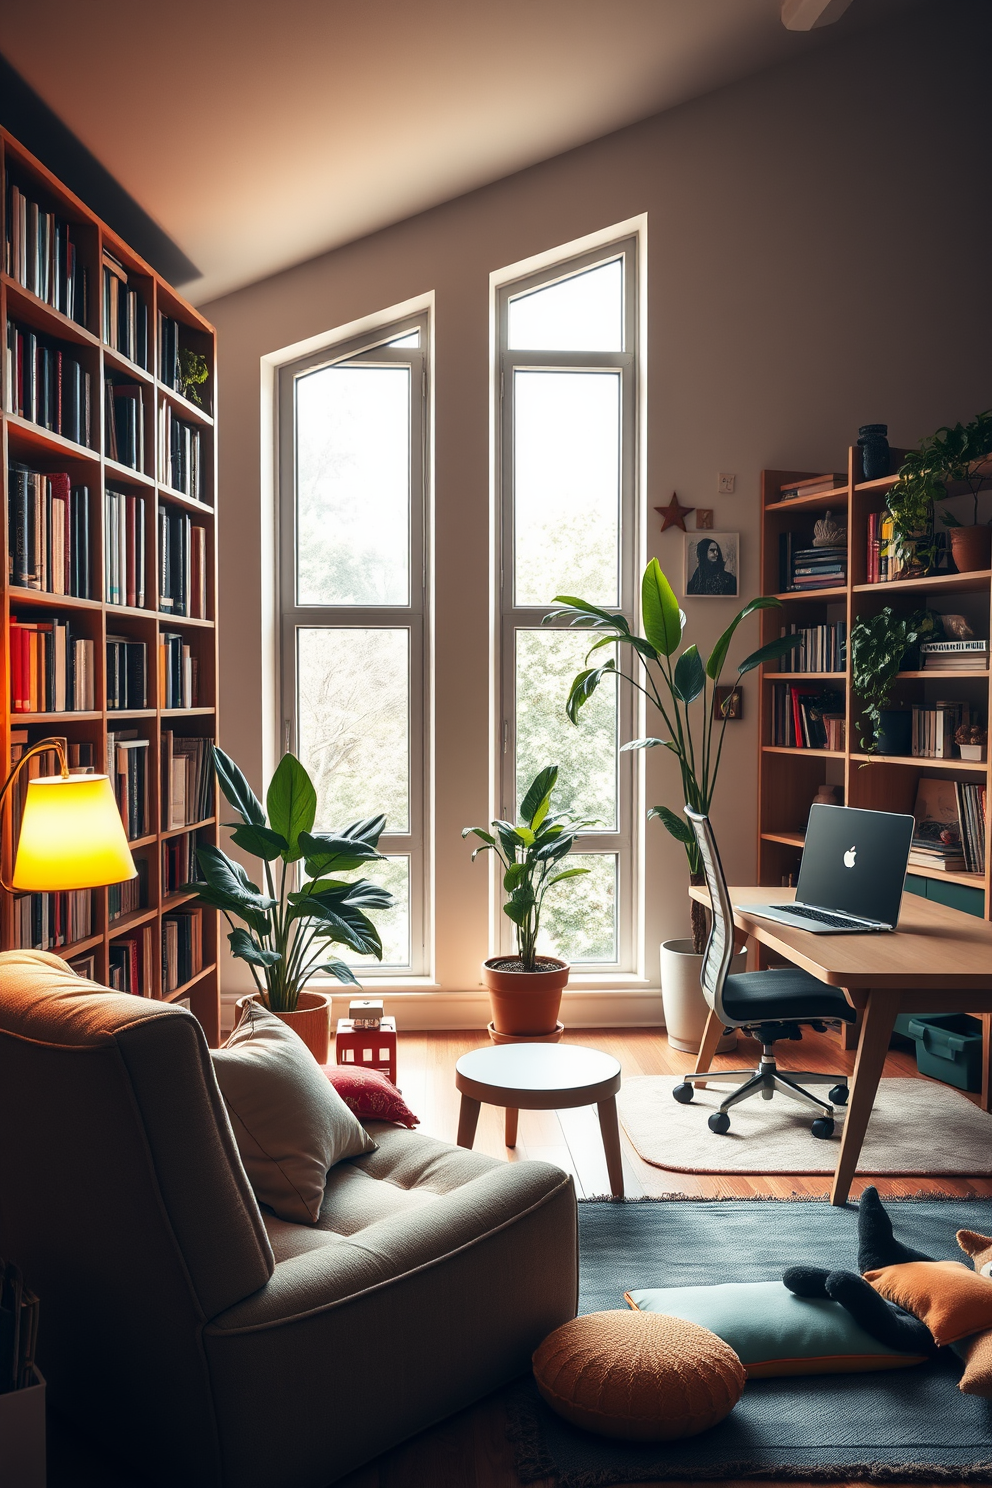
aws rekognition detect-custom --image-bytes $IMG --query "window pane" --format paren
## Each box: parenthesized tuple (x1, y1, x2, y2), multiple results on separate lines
(386, 330, 420, 348)
(537, 853, 617, 964)
(508, 259, 622, 351)
(297, 627, 410, 834)
(515, 629, 617, 830)
(295, 364, 410, 605)
(335, 855, 411, 969)
(514, 370, 620, 606)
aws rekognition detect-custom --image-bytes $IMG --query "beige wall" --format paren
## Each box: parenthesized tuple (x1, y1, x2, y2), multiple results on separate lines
(203, 0, 991, 1022)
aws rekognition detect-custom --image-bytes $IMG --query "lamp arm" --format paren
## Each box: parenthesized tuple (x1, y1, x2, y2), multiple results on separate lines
(0, 738, 71, 893)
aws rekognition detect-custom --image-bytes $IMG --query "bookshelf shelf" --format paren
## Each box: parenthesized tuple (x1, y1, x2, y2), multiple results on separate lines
(759, 450, 990, 915)
(1, 126, 220, 1042)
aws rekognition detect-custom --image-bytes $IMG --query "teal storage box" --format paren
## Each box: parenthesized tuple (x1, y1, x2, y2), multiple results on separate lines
(906, 1013, 983, 1093)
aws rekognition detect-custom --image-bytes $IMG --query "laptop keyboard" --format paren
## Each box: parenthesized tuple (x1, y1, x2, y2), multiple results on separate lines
(774, 904, 867, 929)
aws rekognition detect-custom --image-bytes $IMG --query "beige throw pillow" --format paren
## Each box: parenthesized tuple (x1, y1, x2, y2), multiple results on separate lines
(212, 1003, 375, 1223)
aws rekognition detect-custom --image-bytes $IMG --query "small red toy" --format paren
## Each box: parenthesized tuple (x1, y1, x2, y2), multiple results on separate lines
(335, 1016, 397, 1085)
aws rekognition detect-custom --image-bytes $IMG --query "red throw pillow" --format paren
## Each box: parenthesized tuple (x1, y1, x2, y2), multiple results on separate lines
(322, 1065, 420, 1128)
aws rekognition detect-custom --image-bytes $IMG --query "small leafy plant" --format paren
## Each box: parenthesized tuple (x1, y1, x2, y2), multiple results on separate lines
(888, 410, 992, 564)
(183, 747, 394, 1011)
(462, 765, 595, 971)
(178, 347, 210, 409)
(850, 607, 939, 753)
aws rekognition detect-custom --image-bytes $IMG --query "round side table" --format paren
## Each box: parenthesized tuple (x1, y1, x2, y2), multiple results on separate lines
(454, 1042, 624, 1198)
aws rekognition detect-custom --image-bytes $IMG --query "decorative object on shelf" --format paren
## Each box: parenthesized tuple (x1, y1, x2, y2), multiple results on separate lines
(463, 765, 594, 1037)
(183, 747, 394, 1062)
(695, 509, 714, 529)
(655, 491, 694, 532)
(177, 347, 210, 408)
(950, 523, 992, 575)
(887, 409, 992, 569)
(714, 684, 742, 720)
(812, 510, 847, 548)
(335, 1016, 397, 1084)
(956, 724, 987, 763)
(684, 533, 739, 597)
(349, 998, 383, 1029)
(548, 559, 798, 979)
(813, 784, 844, 807)
(943, 614, 975, 641)
(857, 424, 890, 481)
(875, 709, 912, 758)
(850, 606, 940, 753)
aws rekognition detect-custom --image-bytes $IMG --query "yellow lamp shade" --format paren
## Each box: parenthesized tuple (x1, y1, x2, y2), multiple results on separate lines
(12, 773, 137, 891)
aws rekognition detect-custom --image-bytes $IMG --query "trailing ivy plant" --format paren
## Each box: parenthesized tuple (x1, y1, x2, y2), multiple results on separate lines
(850, 607, 939, 754)
(887, 410, 992, 565)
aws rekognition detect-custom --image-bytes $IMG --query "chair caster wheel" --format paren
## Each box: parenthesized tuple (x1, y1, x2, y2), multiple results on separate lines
(708, 1112, 731, 1134)
(673, 1082, 695, 1104)
(811, 1117, 835, 1139)
(828, 1085, 849, 1106)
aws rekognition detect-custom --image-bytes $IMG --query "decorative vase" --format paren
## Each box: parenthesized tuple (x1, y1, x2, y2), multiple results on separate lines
(481, 956, 569, 1037)
(949, 525, 992, 574)
(660, 940, 741, 1055)
(875, 709, 912, 757)
(235, 990, 332, 1063)
(858, 424, 890, 481)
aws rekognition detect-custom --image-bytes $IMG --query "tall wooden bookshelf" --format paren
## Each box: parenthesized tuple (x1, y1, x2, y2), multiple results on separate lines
(758, 445, 991, 931)
(0, 128, 220, 1044)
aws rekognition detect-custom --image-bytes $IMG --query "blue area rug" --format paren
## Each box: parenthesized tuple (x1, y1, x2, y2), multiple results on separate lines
(506, 1198, 992, 1485)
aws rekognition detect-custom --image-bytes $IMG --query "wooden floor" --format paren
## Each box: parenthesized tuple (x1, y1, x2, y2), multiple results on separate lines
(52, 1025, 992, 1488)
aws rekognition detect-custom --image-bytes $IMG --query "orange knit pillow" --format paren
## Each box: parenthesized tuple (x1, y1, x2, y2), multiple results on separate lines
(864, 1261, 992, 1347)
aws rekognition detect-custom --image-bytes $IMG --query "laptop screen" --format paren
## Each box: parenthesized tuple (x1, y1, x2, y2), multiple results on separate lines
(794, 805, 914, 925)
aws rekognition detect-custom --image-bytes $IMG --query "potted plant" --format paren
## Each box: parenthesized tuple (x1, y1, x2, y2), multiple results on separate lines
(183, 747, 393, 1062)
(547, 560, 799, 1052)
(463, 765, 595, 1037)
(850, 606, 939, 755)
(888, 410, 992, 573)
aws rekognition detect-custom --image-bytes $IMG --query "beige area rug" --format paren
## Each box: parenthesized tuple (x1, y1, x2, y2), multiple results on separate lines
(617, 1075, 992, 1175)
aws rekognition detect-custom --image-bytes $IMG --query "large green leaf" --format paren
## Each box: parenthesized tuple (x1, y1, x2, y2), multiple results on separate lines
(672, 645, 705, 704)
(547, 597, 630, 633)
(212, 746, 266, 826)
(195, 843, 273, 905)
(619, 737, 676, 753)
(736, 632, 804, 676)
(504, 863, 527, 891)
(184, 880, 271, 938)
(705, 596, 782, 681)
(647, 805, 694, 844)
(292, 898, 383, 958)
(228, 929, 281, 967)
(299, 831, 384, 877)
(545, 867, 590, 885)
(503, 899, 531, 926)
(565, 662, 616, 724)
(265, 753, 317, 860)
(520, 765, 558, 828)
(461, 827, 495, 845)
(640, 558, 683, 657)
(340, 814, 387, 846)
(312, 960, 360, 986)
(229, 823, 289, 861)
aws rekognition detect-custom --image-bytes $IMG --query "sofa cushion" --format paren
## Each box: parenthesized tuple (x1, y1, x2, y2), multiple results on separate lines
(212, 1004, 375, 1224)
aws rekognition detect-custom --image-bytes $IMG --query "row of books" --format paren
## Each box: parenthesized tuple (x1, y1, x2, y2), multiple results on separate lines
(102, 251, 148, 368)
(13, 889, 93, 951)
(159, 508, 208, 618)
(775, 473, 845, 503)
(910, 777, 987, 875)
(104, 379, 146, 471)
(107, 730, 150, 840)
(771, 684, 845, 750)
(160, 632, 199, 710)
(162, 733, 214, 829)
(778, 533, 846, 592)
(163, 831, 201, 896)
(159, 402, 204, 500)
(778, 621, 846, 674)
(909, 701, 973, 760)
(105, 488, 148, 607)
(10, 617, 95, 713)
(5, 320, 92, 446)
(865, 510, 911, 583)
(109, 926, 154, 995)
(163, 907, 204, 993)
(107, 635, 148, 710)
(5, 182, 88, 325)
(8, 464, 91, 596)
(9, 734, 93, 842)
(108, 860, 146, 923)
(918, 639, 989, 672)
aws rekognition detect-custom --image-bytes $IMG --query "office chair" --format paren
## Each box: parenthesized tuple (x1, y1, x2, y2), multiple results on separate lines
(673, 806, 857, 1138)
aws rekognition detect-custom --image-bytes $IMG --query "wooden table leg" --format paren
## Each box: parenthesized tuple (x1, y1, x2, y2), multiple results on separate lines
(830, 989, 898, 1207)
(504, 1107, 519, 1148)
(982, 1013, 992, 1113)
(692, 1007, 725, 1091)
(842, 1003, 863, 1052)
(597, 1096, 625, 1199)
(456, 1094, 482, 1149)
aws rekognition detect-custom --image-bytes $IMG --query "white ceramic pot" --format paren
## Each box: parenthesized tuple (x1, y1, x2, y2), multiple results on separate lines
(660, 939, 741, 1054)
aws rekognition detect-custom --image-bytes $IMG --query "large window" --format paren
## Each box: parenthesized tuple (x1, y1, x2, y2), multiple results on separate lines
(498, 243, 638, 970)
(279, 320, 428, 975)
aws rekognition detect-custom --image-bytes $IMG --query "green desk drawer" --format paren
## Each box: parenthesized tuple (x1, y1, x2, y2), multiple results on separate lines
(904, 874, 984, 917)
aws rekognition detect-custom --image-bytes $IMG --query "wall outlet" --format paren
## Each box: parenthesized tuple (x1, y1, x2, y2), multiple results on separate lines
(718, 473, 736, 494)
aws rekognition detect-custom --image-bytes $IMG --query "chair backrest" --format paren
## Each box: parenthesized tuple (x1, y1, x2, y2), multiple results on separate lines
(685, 807, 736, 1025)
(0, 950, 274, 1483)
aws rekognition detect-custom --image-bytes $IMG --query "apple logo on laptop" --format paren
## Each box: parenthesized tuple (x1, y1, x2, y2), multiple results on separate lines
(843, 845, 857, 868)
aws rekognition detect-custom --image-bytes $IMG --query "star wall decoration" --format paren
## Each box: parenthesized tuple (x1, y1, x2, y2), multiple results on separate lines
(655, 491, 695, 532)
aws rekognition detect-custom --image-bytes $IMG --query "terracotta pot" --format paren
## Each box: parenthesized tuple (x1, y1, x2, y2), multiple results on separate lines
(950, 525, 992, 574)
(235, 990, 332, 1063)
(481, 956, 569, 1037)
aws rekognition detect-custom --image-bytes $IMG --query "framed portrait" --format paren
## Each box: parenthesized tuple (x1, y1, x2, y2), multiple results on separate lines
(683, 532, 739, 598)
(714, 684, 743, 720)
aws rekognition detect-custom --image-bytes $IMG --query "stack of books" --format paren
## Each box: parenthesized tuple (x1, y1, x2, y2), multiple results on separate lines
(910, 777, 986, 874)
(67, 953, 97, 980)
(13, 889, 92, 951)
(5, 182, 88, 324)
(162, 831, 200, 895)
(104, 380, 145, 470)
(776, 474, 845, 502)
(109, 926, 153, 995)
(161, 733, 214, 828)
(106, 635, 148, 710)
(919, 639, 988, 671)
(108, 861, 146, 923)
(778, 621, 846, 673)
(9, 616, 95, 712)
(4, 321, 92, 445)
(8, 463, 90, 596)
(102, 250, 148, 367)
(162, 907, 203, 993)
(106, 730, 150, 840)
(158, 508, 207, 617)
(910, 701, 971, 759)
(104, 488, 147, 608)
(771, 684, 845, 749)
(159, 632, 198, 710)
(159, 403, 203, 500)
(779, 532, 846, 591)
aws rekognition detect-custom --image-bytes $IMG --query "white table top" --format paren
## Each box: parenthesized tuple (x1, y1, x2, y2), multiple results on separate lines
(455, 1042, 621, 1094)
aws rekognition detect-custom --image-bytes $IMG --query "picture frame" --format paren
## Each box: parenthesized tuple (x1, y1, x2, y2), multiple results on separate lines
(714, 684, 743, 720)
(683, 532, 739, 598)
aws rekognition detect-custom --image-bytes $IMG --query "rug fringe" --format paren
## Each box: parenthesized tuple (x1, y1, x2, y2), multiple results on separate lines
(578, 1191, 980, 1203)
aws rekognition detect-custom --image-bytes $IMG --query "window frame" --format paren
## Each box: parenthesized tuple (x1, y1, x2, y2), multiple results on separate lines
(496, 240, 639, 972)
(277, 316, 430, 977)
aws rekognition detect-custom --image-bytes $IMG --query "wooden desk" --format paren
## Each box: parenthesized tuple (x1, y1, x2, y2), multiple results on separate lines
(688, 884, 992, 1206)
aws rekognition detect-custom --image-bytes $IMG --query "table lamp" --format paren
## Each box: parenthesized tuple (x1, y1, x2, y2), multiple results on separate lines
(2, 738, 136, 892)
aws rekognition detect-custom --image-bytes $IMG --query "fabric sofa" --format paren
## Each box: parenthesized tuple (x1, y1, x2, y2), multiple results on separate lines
(0, 950, 578, 1487)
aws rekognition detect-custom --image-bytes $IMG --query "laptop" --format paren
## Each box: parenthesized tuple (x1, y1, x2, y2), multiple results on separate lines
(742, 804, 914, 933)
